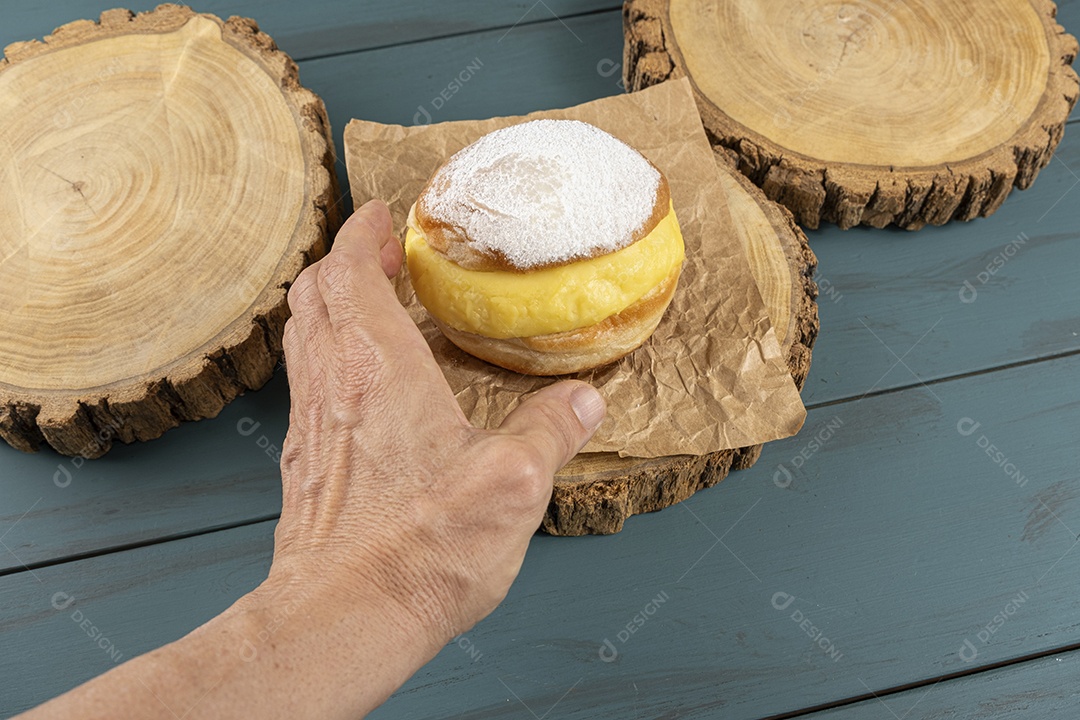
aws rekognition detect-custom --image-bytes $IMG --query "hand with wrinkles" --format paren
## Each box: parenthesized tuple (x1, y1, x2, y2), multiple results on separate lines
(21, 199, 606, 720)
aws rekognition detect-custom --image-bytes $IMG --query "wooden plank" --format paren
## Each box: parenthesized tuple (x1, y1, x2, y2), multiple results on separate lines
(4, 354, 1080, 717)
(0, 371, 287, 573)
(368, 353, 1080, 719)
(800, 651, 1080, 720)
(302, 9, 625, 127)
(0, 522, 273, 717)
(1, 4, 1077, 575)
(0, 1, 619, 62)
(801, 115, 1080, 406)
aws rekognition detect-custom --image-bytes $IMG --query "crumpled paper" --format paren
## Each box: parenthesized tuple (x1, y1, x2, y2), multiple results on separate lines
(343, 78, 805, 458)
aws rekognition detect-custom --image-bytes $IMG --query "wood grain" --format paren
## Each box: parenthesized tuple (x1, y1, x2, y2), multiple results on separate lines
(0, 6, 339, 457)
(624, 0, 1080, 230)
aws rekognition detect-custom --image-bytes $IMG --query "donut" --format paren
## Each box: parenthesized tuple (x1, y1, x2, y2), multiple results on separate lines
(404, 119, 685, 375)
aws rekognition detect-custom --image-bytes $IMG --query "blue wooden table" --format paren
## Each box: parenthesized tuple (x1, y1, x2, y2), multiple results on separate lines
(3, 2, 1080, 717)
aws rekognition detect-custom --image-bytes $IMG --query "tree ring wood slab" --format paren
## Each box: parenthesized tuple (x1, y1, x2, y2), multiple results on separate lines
(624, 0, 1080, 230)
(543, 152, 818, 536)
(0, 6, 340, 458)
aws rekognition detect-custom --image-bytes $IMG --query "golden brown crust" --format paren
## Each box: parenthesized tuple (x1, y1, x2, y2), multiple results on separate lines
(434, 266, 681, 375)
(414, 156, 672, 273)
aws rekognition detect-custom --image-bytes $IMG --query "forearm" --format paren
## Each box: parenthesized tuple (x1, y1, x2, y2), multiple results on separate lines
(18, 574, 439, 720)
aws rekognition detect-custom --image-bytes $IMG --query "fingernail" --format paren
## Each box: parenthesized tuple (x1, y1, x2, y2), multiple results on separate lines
(347, 200, 392, 241)
(569, 384, 606, 431)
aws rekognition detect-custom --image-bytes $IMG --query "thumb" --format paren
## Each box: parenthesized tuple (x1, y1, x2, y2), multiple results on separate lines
(497, 381, 606, 474)
(334, 199, 401, 278)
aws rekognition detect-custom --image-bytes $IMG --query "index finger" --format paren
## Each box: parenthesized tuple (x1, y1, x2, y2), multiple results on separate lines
(313, 200, 460, 399)
(315, 199, 412, 335)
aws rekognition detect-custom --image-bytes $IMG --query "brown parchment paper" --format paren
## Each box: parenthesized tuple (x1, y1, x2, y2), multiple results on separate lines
(343, 78, 805, 458)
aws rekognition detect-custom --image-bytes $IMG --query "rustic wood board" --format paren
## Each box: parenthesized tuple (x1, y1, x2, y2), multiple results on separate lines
(2, 8, 1078, 576)
(3, 7, 1080, 717)
(5, 354, 1080, 717)
(545, 153, 818, 536)
(624, 0, 1080, 230)
(0, 6, 339, 458)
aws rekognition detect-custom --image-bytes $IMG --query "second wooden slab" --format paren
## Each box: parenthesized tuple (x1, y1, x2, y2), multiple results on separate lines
(0, 7, 338, 458)
(624, 0, 1080, 230)
(544, 152, 817, 536)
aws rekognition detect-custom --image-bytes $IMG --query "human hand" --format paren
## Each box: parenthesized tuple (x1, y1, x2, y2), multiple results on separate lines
(270, 199, 606, 655)
(17, 199, 606, 720)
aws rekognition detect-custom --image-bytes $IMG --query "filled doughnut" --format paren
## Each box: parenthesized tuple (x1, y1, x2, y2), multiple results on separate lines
(404, 119, 685, 375)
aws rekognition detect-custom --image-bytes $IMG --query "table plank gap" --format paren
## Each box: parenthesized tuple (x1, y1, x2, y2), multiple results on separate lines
(760, 641, 1080, 720)
(805, 346, 1080, 412)
(0, 513, 279, 580)
(791, 648, 1080, 720)
(0, 1, 623, 62)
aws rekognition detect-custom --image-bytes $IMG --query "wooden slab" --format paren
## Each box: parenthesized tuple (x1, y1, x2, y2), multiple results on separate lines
(543, 153, 818, 536)
(624, 0, 1080, 230)
(0, 6, 339, 458)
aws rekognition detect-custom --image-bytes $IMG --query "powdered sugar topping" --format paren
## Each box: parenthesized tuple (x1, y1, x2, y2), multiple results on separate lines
(420, 119, 661, 268)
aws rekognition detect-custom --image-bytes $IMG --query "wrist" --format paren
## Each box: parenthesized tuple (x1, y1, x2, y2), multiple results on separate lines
(263, 538, 474, 651)
(220, 562, 445, 717)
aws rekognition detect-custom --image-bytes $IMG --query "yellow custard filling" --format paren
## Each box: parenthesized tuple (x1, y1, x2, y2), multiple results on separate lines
(405, 203, 685, 339)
